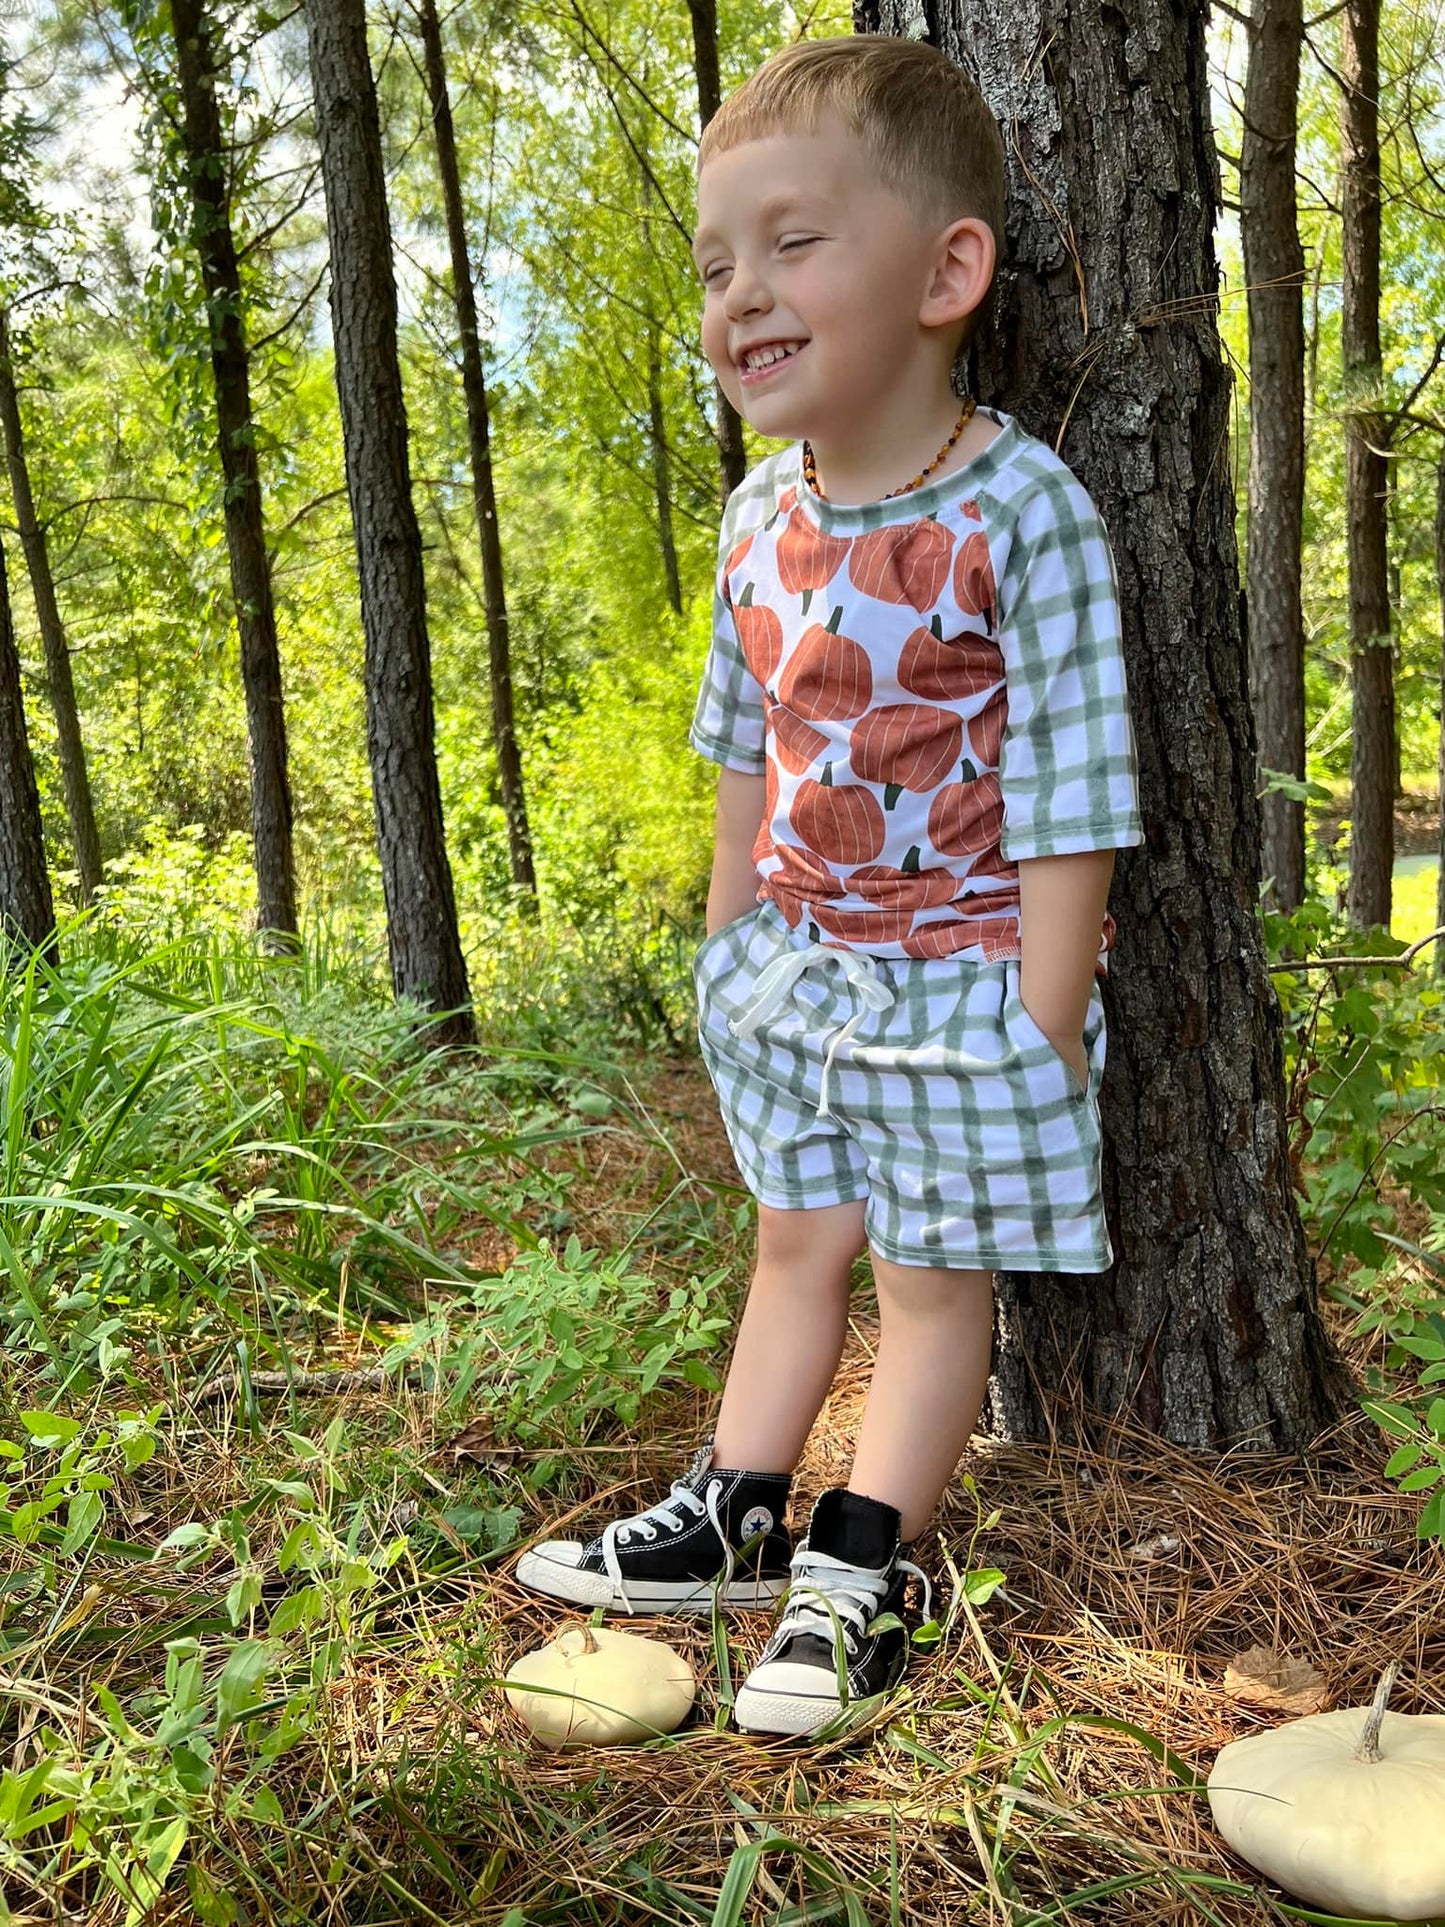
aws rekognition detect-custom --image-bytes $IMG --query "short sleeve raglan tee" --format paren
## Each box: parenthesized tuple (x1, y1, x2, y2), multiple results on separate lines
(690, 409, 1144, 970)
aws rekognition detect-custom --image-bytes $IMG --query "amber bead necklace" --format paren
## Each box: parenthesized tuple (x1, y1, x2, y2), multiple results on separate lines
(801, 395, 977, 502)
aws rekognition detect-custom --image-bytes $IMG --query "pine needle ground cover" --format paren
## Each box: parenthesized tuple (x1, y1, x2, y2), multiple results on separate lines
(0, 913, 1442, 1927)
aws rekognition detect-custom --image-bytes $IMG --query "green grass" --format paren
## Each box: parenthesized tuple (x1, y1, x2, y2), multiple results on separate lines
(1, 901, 1442, 1925)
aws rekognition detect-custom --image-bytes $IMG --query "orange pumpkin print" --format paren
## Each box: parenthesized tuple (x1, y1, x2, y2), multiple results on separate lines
(899, 916, 995, 960)
(845, 858, 959, 912)
(953, 528, 996, 628)
(897, 620, 1004, 704)
(770, 842, 845, 902)
(967, 835, 1009, 878)
(926, 777, 1005, 858)
(734, 585, 783, 684)
(848, 518, 954, 609)
(777, 609, 873, 722)
(775, 510, 849, 613)
(770, 701, 830, 775)
(812, 902, 916, 946)
(850, 703, 962, 793)
(967, 690, 1005, 768)
(726, 533, 754, 577)
(789, 775, 886, 865)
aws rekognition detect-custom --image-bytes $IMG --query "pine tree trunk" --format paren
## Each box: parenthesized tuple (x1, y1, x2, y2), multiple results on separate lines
(1340, 0, 1393, 933)
(304, 0, 474, 1044)
(172, 0, 299, 946)
(684, 0, 747, 504)
(1241, 0, 1307, 914)
(647, 318, 684, 613)
(0, 313, 103, 908)
(0, 535, 56, 955)
(853, 0, 1349, 1449)
(415, 0, 537, 907)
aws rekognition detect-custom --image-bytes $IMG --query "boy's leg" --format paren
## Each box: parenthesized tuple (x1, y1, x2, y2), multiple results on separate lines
(734, 1254, 993, 1735)
(711, 1199, 867, 1474)
(512, 1197, 864, 1615)
(847, 1255, 994, 1539)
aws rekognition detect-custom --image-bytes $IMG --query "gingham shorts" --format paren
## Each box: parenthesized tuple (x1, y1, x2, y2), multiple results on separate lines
(693, 900, 1112, 1273)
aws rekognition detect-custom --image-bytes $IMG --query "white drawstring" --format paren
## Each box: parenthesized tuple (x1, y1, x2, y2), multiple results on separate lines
(768, 1546, 933, 1660)
(728, 944, 897, 1118)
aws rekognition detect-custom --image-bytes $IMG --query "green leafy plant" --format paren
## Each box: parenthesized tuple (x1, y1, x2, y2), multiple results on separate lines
(387, 1233, 731, 1441)
(1263, 898, 1445, 1269)
(1359, 1229, 1445, 1542)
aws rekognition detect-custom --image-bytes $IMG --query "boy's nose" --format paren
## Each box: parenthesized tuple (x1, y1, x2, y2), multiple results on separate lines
(723, 260, 772, 322)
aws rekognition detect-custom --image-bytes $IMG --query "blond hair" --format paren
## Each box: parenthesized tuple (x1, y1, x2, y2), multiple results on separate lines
(697, 37, 1007, 260)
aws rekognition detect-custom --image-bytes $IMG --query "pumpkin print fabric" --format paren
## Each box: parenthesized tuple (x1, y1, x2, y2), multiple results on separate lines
(691, 410, 1144, 967)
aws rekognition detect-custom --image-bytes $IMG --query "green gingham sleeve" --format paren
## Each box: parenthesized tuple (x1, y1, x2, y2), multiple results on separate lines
(689, 505, 768, 775)
(995, 474, 1143, 862)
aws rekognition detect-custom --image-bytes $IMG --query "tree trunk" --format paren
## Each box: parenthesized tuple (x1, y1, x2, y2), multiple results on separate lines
(1436, 442, 1444, 976)
(853, 0, 1349, 1449)
(415, 0, 537, 906)
(0, 534, 56, 955)
(684, 0, 747, 504)
(1241, 0, 1307, 914)
(636, 159, 683, 611)
(0, 314, 103, 908)
(172, 0, 300, 946)
(646, 316, 684, 613)
(1340, 0, 1393, 933)
(304, 0, 474, 1044)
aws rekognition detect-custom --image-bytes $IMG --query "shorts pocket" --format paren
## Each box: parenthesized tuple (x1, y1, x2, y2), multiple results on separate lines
(1003, 979, 1093, 1104)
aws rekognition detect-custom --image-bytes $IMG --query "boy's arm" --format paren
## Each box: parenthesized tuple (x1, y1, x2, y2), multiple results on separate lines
(706, 768, 767, 934)
(1017, 850, 1117, 1089)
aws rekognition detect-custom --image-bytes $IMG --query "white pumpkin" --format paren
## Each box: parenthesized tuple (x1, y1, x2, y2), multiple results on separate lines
(1208, 1666, 1445, 1920)
(504, 1624, 695, 1748)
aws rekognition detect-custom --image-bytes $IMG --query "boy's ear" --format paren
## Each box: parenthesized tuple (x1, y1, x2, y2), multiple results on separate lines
(919, 216, 996, 332)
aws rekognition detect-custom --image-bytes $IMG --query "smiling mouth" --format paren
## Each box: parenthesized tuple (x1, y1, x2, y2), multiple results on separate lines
(738, 342, 806, 384)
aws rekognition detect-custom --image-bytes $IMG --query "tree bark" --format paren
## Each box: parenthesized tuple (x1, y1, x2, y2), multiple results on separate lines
(0, 314, 103, 908)
(172, 0, 300, 945)
(415, 0, 537, 906)
(646, 316, 684, 613)
(1340, 0, 1393, 933)
(1241, 0, 1307, 913)
(0, 533, 56, 955)
(684, 0, 747, 504)
(853, 0, 1349, 1449)
(637, 157, 681, 613)
(304, 0, 474, 1044)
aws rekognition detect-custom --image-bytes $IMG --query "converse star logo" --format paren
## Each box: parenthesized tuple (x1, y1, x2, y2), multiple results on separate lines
(739, 1505, 774, 1541)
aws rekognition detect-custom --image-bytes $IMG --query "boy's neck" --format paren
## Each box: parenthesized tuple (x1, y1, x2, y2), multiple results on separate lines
(804, 380, 1001, 508)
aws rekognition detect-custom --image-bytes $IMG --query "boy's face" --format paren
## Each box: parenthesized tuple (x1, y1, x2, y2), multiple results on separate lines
(693, 114, 974, 447)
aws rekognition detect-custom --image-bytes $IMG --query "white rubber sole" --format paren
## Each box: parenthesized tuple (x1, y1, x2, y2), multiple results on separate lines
(733, 1684, 841, 1736)
(515, 1544, 788, 1615)
(734, 1663, 894, 1737)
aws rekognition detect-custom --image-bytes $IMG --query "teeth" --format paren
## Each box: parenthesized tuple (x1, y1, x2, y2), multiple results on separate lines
(743, 343, 802, 371)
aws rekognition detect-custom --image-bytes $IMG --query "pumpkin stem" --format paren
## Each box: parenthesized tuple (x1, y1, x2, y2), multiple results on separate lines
(1354, 1661, 1399, 1762)
(577, 1623, 600, 1655)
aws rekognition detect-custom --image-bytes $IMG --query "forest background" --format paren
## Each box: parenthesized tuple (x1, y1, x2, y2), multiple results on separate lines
(1, 0, 1445, 1920)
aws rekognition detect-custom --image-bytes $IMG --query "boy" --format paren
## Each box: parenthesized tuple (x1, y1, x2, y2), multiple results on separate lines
(516, 35, 1143, 1737)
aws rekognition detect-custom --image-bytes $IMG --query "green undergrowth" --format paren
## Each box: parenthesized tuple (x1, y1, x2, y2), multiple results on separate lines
(0, 898, 1442, 1923)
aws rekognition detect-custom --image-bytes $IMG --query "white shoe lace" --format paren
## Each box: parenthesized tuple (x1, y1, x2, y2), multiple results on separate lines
(769, 1545, 932, 1664)
(599, 1477, 732, 1615)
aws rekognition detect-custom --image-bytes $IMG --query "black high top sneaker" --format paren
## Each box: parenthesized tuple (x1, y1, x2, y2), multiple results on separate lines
(514, 1441, 793, 1615)
(733, 1488, 931, 1737)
